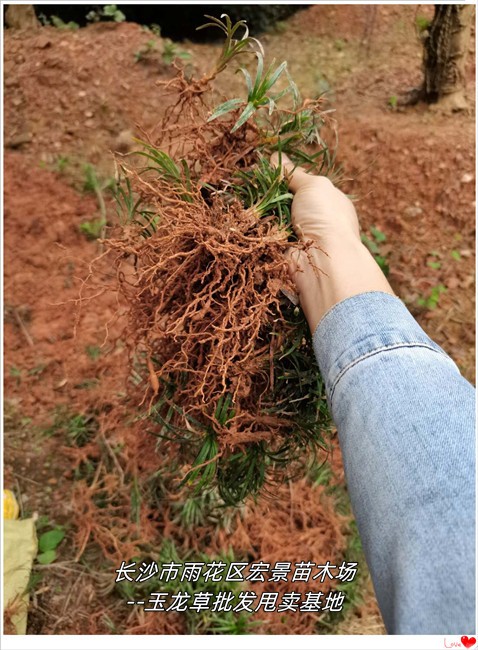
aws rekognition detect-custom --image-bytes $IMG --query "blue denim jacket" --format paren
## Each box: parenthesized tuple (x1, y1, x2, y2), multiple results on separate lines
(312, 292, 475, 634)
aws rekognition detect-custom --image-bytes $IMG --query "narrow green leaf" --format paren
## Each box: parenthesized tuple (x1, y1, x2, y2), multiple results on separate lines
(231, 102, 256, 132)
(264, 192, 293, 206)
(265, 60, 287, 91)
(238, 66, 253, 95)
(251, 52, 264, 98)
(230, 18, 249, 40)
(196, 15, 226, 32)
(208, 98, 243, 122)
(370, 226, 386, 243)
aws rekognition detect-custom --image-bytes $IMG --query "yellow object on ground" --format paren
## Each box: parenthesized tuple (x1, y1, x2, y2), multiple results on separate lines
(3, 489, 20, 520)
(3, 518, 38, 634)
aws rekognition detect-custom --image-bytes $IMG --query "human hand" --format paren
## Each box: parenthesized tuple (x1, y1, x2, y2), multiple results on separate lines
(270, 152, 360, 247)
(271, 153, 393, 332)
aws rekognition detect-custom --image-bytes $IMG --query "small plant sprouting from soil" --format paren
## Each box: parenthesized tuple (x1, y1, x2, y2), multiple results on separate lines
(49, 15, 79, 31)
(86, 5, 126, 24)
(86, 345, 102, 360)
(37, 526, 66, 565)
(134, 37, 192, 66)
(162, 41, 192, 66)
(100, 14, 337, 504)
(44, 408, 98, 447)
(416, 283, 447, 310)
(79, 218, 106, 240)
(79, 163, 116, 241)
(361, 226, 390, 276)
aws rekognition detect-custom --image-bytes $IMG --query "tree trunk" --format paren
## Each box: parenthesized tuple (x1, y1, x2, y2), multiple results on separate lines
(422, 4, 474, 111)
(5, 5, 39, 30)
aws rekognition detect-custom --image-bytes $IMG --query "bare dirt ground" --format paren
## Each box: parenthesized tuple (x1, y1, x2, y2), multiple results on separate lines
(3, 5, 475, 636)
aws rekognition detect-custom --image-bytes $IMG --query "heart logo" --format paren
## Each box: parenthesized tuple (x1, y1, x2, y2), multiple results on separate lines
(461, 637, 476, 649)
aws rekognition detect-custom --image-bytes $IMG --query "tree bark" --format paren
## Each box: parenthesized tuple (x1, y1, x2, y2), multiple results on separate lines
(5, 5, 39, 30)
(422, 4, 474, 111)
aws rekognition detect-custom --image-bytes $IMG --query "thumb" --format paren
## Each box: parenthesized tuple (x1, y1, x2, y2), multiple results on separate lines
(270, 152, 311, 194)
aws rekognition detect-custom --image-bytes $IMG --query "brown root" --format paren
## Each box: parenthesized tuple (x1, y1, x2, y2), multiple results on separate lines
(106, 181, 300, 446)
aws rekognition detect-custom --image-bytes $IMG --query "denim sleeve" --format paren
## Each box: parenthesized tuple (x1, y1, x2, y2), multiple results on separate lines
(312, 291, 475, 634)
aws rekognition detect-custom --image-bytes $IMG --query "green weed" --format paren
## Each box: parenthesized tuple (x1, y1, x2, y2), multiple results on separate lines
(149, 24, 162, 37)
(134, 38, 191, 66)
(102, 4, 125, 22)
(44, 409, 98, 447)
(54, 155, 70, 173)
(26, 571, 43, 592)
(50, 15, 79, 30)
(162, 41, 192, 65)
(9, 366, 22, 384)
(86, 4, 125, 23)
(416, 15, 431, 33)
(37, 526, 66, 565)
(388, 95, 398, 109)
(85, 345, 102, 360)
(79, 163, 115, 240)
(134, 39, 156, 62)
(79, 218, 106, 240)
(361, 226, 390, 275)
(83, 163, 114, 195)
(417, 284, 447, 310)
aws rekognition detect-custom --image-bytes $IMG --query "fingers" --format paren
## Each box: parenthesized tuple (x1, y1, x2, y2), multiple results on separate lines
(285, 247, 308, 283)
(285, 247, 300, 275)
(270, 152, 311, 194)
(285, 248, 321, 332)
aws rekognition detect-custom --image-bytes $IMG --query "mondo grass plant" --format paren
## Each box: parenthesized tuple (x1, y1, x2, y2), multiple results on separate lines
(105, 15, 337, 505)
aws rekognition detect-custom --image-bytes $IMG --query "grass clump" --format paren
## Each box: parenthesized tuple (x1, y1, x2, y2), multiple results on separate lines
(102, 14, 336, 504)
(44, 408, 98, 447)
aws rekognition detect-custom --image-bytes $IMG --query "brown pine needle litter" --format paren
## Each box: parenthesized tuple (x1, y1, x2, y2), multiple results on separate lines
(102, 15, 338, 504)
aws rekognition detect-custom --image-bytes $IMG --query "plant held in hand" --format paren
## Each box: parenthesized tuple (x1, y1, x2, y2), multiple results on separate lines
(104, 15, 336, 504)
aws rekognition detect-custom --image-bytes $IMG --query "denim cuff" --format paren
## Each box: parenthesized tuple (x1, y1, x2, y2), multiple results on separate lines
(312, 291, 454, 404)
